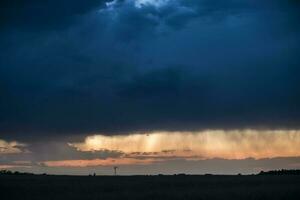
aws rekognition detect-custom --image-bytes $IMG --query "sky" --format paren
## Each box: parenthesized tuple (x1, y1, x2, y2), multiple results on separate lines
(0, 0, 300, 175)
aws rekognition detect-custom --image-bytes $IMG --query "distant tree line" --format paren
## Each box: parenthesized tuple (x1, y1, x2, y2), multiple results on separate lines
(0, 170, 34, 175)
(258, 169, 300, 175)
(1, 169, 300, 176)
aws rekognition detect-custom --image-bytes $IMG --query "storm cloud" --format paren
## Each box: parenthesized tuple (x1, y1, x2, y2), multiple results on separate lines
(0, 0, 300, 142)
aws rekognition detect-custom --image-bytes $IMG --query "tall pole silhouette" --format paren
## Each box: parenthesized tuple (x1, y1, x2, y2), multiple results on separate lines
(113, 166, 118, 176)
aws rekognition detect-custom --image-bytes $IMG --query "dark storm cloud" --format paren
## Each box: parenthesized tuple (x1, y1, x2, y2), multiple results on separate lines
(0, 0, 300, 141)
(0, 140, 124, 167)
(0, 0, 111, 30)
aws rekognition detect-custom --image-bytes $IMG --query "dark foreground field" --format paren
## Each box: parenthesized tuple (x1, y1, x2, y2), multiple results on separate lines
(0, 175, 299, 200)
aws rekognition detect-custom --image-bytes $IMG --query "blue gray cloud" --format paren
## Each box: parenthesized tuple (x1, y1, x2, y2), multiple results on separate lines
(0, 0, 300, 141)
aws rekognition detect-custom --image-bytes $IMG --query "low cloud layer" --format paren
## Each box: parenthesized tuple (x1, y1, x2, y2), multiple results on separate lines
(1, 129, 300, 174)
(0, 139, 28, 154)
(70, 130, 300, 160)
(3, 156, 300, 175)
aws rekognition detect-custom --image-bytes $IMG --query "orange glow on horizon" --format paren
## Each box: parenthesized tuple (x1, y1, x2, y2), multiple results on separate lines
(43, 158, 162, 167)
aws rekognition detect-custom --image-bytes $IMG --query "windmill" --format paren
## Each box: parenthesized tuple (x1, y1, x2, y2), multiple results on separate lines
(113, 166, 119, 176)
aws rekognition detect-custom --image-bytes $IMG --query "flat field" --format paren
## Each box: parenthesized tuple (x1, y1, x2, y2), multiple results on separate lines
(0, 175, 299, 200)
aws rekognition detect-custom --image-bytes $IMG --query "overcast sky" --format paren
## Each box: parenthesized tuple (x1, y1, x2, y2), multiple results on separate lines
(0, 0, 300, 175)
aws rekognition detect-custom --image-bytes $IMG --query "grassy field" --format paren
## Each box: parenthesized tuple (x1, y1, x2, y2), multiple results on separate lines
(0, 175, 299, 200)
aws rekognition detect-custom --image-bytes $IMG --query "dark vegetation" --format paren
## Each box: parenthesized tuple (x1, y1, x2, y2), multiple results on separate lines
(258, 169, 300, 175)
(0, 170, 34, 175)
(0, 170, 299, 200)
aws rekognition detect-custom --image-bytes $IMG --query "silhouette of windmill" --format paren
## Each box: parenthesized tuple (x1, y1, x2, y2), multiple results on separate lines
(113, 166, 118, 176)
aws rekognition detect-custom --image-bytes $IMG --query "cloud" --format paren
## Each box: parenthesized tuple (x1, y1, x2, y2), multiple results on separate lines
(0, 0, 111, 31)
(0, 0, 300, 140)
(0, 165, 31, 170)
(1, 1, 299, 175)
(0, 139, 31, 169)
(1, 131, 300, 174)
(0, 139, 28, 154)
(70, 130, 300, 160)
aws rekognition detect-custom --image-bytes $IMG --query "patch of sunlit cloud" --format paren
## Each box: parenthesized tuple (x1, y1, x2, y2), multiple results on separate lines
(69, 130, 300, 160)
(0, 165, 32, 170)
(104, 0, 171, 10)
(0, 139, 28, 154)
(134, 0, 171, 8)
(0, 165, 19, 170)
